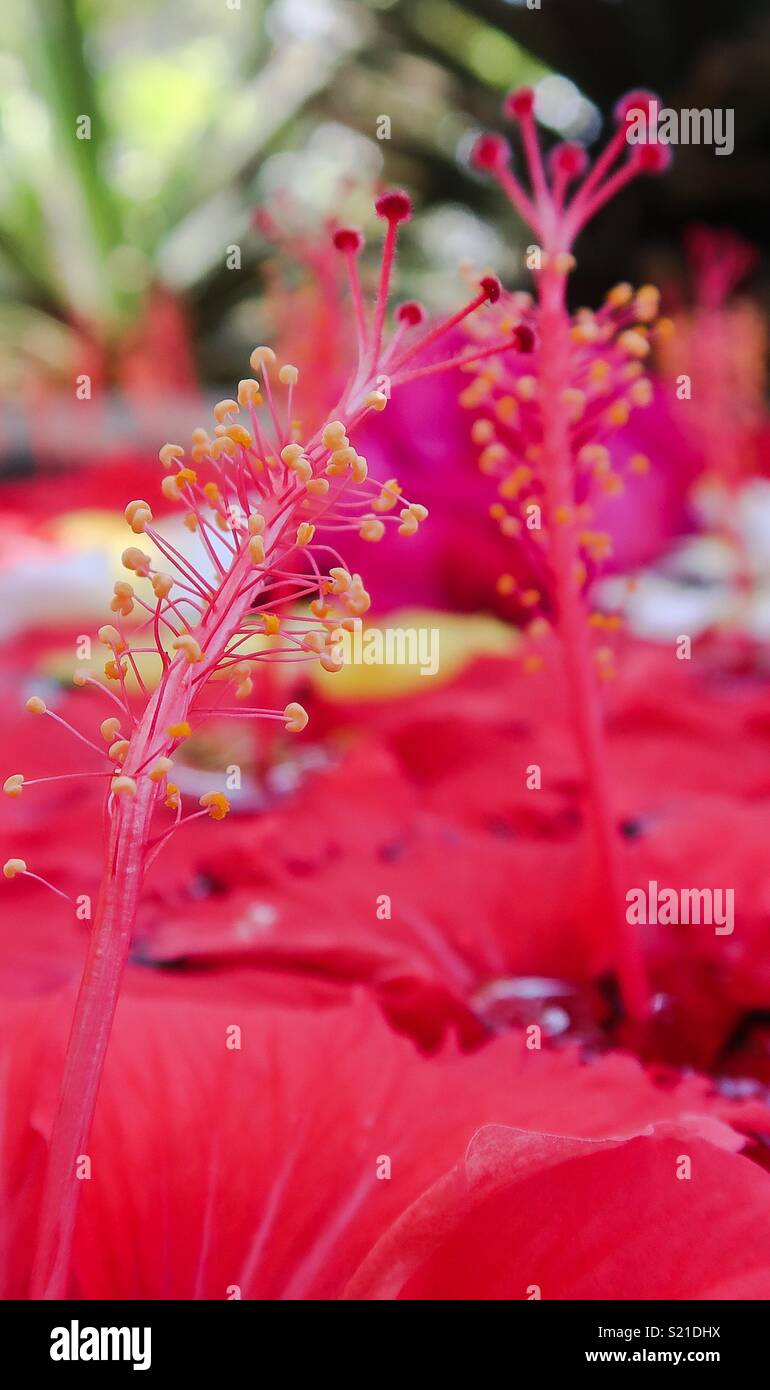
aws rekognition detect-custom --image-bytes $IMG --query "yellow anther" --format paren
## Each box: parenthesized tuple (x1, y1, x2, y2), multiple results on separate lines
(108, 739, 130, 763)
(97, 624, 124, 651)
(359, 516, 386, 542)
(226, 424, 252, 447)
(495, 396, 519, 425)
(571, 317, 600, 345)
(589, 359, 611, 385)
(213, 399, 239, 423)
(3, 858, 26, 878)
(398, 511, 419, 537)
(500, 516, 521, 538)
(617, 329, 650, 359)
(149, 757, 174, 783)
(634, 285, 660, 322)
(236, 676, 253, 700)
(351, 454, 368, 484)
(237, 379, 262, 408)
(605, 400, 630, 428)
(124, 499, 153, 534)
(183, 513, 199, 532)
(100, 717, 122, 742)
(73, 670, 88, 687)
(199, 790, 230, 820)
(365, 390, 388, 411)
(520, 589, 540, 608)
(279, 364, 299, 385)
(25, 696, 47, 715)
(322, 420, 348, 450)
(296, 522, 315, 546)
(248, 512, 265, 535)
(580, 530, 613, 561)
(302, 632, 326, 654)
(262, 613, 280, 635)
(343, 576, 371, 615)
(122, 547, 151, 575)
(171, 635, 203, 664)
(329, 567, 351, 594)
(111, 775, 137, 797)
(310, 599, 330, 619)
(202, 482, 222, 508)
(471, 419, 495, 444)
(249, 535, 266, 565)
(494, 469, 530, 503)
(408, 503, 428, 522)
(320, 647, 344, 674)
(479, 443, 507, 475)
(629, 379, 653, 407)
(152, 573, 174, 599)
(306, 478, 329, 497)
(159, 443, 184, 469)
(210, 437, 237, 462)
(326, 446, 356, 477)
(161, 475, 184, 499)
(164, 783, 181, 811)
(516, 376, 538, 401)
(372, 479, 401, 514)
(249, 346, 276, 372)
(3, 774, 24, 798)
(496, 574, 515, 597)
(191, 441, 211, 464)
(459, 381, 490, 408)
(578, 444, 610, 473)
(104, 659, 126, 682)
(111, 580, 135, 616)
(166, 721, 192, 740)
(283, 701, 309, 733)
(606, 282, 634, 308)
(552, 252, 576, 274)
(630, 453, 650, 474)
(281, 444, 312, 480)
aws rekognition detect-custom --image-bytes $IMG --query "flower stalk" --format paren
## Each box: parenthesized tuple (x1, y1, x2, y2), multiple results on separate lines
(470, 88, 672, 1020)
(6, 190, 513, 1297)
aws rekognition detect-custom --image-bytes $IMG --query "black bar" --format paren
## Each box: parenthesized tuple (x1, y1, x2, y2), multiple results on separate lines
(1, 1298, 761, 1376)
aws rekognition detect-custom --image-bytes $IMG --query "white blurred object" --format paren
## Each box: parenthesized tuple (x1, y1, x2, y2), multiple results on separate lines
(598, 478, 770, 642)
(0, 519, 112, 639)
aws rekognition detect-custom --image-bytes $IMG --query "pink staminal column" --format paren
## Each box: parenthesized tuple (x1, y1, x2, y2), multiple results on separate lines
(471, 87, 672, 1020)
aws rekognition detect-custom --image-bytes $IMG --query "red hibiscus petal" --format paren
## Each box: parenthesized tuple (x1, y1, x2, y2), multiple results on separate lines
(2, 991, 763, 1299)
(346, 1123, 770, 1300)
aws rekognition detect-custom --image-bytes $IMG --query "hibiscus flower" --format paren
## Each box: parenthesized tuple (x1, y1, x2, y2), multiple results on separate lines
(2, 989, 769, 1300)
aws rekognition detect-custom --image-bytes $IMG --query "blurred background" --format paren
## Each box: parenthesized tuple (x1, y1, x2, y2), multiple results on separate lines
(1, 0, 770, 642)
(2, 0, 769, 445)
(2, 0, 770, 1071)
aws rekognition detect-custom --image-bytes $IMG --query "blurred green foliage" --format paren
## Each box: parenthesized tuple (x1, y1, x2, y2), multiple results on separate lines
(0, 0, 768, 394)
